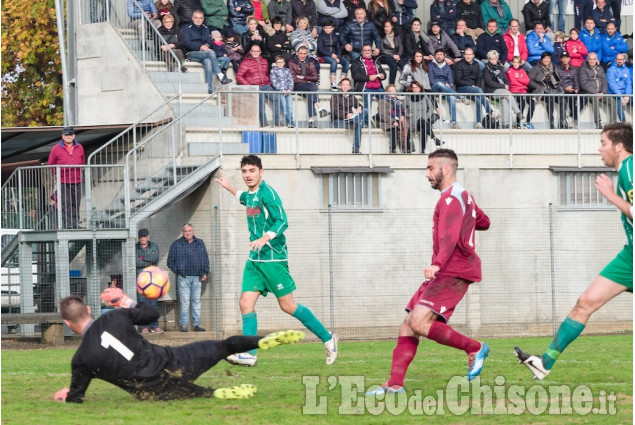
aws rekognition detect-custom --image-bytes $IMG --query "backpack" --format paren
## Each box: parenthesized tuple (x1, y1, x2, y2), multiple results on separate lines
(481, 114, 500, 129)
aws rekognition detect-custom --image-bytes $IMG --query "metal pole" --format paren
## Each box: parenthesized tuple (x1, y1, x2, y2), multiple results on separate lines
(327, 204, 335, 332)
(213, 206, 222, 339)
(54, 0, 70, 126)
(577, 94, 582, 168)
(548, 203, 557, 335)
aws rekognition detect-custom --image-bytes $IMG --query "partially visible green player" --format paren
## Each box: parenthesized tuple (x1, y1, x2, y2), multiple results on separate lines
(515, 122, 633, 380)
(215, 155, 338, 367)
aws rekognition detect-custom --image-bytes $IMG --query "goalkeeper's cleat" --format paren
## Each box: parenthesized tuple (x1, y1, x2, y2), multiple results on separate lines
(324, 333, 339, 365)
(225, 352, 257, 367)
(213, 384, 257, 399)
(514, 346, 550, 381)
(365, 383, 405, 396)
(467, 342, 490, 381)
(259, 330, 305, 350)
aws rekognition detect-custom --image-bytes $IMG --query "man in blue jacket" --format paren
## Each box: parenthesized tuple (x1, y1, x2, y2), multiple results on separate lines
(592, 0, 617, 32)
(167, 223, 210, 332)
(600, 23, 629, 70)
(428, 49, 459, 129)
(607, 54, 632, 122)
(527, 23, 554, 66)
(339, 7, 382, 60)
(580, 17, 603, 63)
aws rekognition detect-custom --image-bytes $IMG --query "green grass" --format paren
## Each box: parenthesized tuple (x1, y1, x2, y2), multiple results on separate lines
(1, 335, 632, 425)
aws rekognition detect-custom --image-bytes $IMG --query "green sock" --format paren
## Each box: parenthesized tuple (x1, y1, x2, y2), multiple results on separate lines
(542, 317, 585, 370)
(292, 304, 331, 343)
(242, 312, 258, 355)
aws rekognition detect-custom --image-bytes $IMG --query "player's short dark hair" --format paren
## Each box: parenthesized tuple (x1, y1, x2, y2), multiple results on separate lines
(602, 123, 633, 153)
(429, 148, 458, 165)
(241, 155, 263, 169)
(60, 295, 89, 322)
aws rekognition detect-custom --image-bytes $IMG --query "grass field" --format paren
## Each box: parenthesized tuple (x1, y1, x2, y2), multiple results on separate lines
(1, 335, 632, 425)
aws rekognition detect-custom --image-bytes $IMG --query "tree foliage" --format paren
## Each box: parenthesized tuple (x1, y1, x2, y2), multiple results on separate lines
(1, 0, 64, 127)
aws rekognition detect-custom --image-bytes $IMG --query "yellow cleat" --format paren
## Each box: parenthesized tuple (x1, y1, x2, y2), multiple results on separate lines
(258, 330, 305, 350)
(213, 384, 257, 399)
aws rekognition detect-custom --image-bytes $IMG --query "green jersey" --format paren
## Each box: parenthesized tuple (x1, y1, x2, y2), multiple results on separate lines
(617, 155, 633, 250)
(238, 180, 289, 262)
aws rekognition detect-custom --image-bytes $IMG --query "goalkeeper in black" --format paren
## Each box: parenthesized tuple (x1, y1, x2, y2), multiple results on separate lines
(53, 288, 304, 403)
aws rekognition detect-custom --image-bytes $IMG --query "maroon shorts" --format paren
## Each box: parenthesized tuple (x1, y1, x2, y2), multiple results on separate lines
(405, 275, 470, 323)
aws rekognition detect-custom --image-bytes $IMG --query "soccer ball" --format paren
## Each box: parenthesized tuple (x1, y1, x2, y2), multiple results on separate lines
(136, 266, 170, 300)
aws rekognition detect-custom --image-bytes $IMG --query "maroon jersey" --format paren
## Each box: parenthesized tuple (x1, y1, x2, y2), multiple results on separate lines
(431, 183, 490, 283)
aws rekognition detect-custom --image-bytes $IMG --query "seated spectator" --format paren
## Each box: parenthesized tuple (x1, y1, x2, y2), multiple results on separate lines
(378, 84, 411, 153)
(241, 16, 266, 55)
(503, 19, 530, 72)
(379, 20, 408, 85)
(269, 55, 296, 127)
(580, 17, 603, 63)
(451, 19, 476, 60)
(607, 53, 632, 122)
(340, 7, 382, 60)
(528, 51, 563, 129)
(155, 14, 187, 72)
(330, 78, 368, 154)
(317, 0, 348, 30)
(174, 0, 203, 27)
(266, 17, 293, 62)
(526, 23, 554, 66)
(211, 30, 231, 77)
(506, 55, 535, 128)
(405, 82, 441, 153)
(556, 52, 580, 128)
(456, 0, 484, 43)
(287, 45, 329, 128)
(453, 47, 494, 128)
(522, 0, 552, 35)
(476, 19, 507, 69)
(483, 50, 522, 128)
(351, 44, 386, 108)
(318, 20, 350, 90)
(430, 0, 457, 36)
(227, 0, 254, 34)
(366, 0, 391, 36)
(343, 0, 366, 24)
(291, 0, 319, 35)
(428, 48, 459, 128)
(236, 45, 283, 126)
(578, 52, 608, 128)
(592, 0, 617, 32)
(268, 0, 294, 33)
(427, 21, 460, 65)
(223, 30, 245, 72)
(390, 0, 418, 35)
(182, 10, 232, 93)
(399, 51, 431, 91)
(600, 23, 628, 69)
(128, 0, 161, 49)
(480, 0, 513, 33)
(200, 0, 231, 35)
(552, 31, 566, 66)
(549, 0, 567, 32)
(607, 0, 622, 32)
(564, 28, 588, 67)
(252, 0, 272, 29)
(574, 0, 594, 31)
(156, 0, 178, 27)
(290, 16, 318, 56)
(403, 18, 433, 61)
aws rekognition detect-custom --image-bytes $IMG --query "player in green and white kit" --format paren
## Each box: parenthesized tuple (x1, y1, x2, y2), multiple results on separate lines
(215, 155, 338, 366)
(515, 122, 633, 380)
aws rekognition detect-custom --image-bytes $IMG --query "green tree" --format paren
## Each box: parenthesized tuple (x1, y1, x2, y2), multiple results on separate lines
(1, 0, 64, 127)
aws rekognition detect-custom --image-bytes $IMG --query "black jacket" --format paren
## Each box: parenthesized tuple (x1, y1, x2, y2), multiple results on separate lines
(173, 0, 203, 26)
(522, 0, 551, 32)
(483, 62, 509, 93)
(350, 56, 386, 92)
(404, 29, 432, 59)
(456, 1, 483, 30)
(453, 59, 482, 88)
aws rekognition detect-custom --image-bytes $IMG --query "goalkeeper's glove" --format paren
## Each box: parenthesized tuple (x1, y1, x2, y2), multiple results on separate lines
(100, 288, 135, 308)
(54, 387, 69, 402)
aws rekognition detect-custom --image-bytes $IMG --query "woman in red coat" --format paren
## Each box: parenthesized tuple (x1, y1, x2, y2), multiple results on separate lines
(506, 56, 535, 129)
(564, 28, 588, 67)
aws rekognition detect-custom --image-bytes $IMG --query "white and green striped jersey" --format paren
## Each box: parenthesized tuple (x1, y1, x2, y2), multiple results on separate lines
(617, 155, 633, 250)
(237, 180, 289, 261)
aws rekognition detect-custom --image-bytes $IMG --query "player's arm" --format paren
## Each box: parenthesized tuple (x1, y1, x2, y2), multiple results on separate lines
(596, 174, 633, 219)
(58, 364, 93, 403)
(214, 171, 239, 196)
(261, 186, 288, 238)
(426, 199, 462, 278)
(128, 302, 161, 325)
(474, 204, 491, 231)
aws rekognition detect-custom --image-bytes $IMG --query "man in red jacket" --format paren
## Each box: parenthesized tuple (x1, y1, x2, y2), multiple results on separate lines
(47, 127, 85, 229)
(367, 149, 491, 396)
(236, 45, 283, 127)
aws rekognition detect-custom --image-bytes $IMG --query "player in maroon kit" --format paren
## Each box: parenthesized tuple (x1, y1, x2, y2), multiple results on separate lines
(367, 149, 491, 395)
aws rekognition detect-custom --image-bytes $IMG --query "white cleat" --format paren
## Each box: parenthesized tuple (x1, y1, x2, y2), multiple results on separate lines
(324, 333, 339, 365)
(226, 352, 257, 367)
(514, 346, 550, 381)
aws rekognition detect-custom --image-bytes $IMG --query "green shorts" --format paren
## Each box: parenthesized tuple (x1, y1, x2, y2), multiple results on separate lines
(242, 260, 296, 298)
(599, 246, 633, 293)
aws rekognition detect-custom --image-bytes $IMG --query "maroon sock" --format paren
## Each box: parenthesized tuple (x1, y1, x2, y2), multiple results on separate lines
(386, 336, 419, 388)
(427, 321, 481, 354)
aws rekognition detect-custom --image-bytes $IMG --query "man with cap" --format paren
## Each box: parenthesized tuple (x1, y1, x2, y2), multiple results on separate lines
(556, 51, 579, 129)
(136, 228, 163, 334)
(48, 126, 85, 229)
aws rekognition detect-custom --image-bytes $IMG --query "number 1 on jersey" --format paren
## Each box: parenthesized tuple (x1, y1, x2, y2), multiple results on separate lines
(101, 331, 134, 361)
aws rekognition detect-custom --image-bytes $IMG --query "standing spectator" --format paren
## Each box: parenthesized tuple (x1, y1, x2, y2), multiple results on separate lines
(480, 0, 513, 33)
(607, 54, 632, 123)
(268, 0, 294, 33)
(167, 224, 209, 333)
(403, 18, 433, 61)
(453, 47, 494, 129)
(340, 8, 383, 60)
(228, 0, 254, 35)
(503, 19, 530, 71)
(581, 17, 603, 63)
(389, 0, 418, 35)
(549, 0, 567, 32)
(128, 0, 160, 49)
(156, 14, 187, 73)
(378, 84, 411, 153)
(428, 21, 460, 65)
(343, 0, 366, 24)
(574, 0, 594, 31)
(173, 0, 203, 27)
(182, 10, 232, 93)
(317, 0, 348, 30)
(428, 49, 460, 129)
(483, 50, 522, 128)
(578, 52, 609, 129)
(565, 28, 588, 68)
(200, 0, 231, 35)
(287, 45, 329, 128)
(223, 30, 245, 72)
(290, 16, 318, 56)
(367, 0, 392, 36)
(592, 0, 617, 32)
(600, 23, 628, 70)
(522, 0, 552, 35)
(556, 52, 580, 128)
(241, 16, 266, 54)
(351, 44, 386, 108)
(526, 23, 554, 66)
(266, 16, 293, 62)
(236, 45, 284, 127)
(135, 228, 163, 334)
(552, 31, 566, 66)
(270, 55, 296, 127)
(405, 81, 443, 152)
(456, 0, 484, 43)
(476, 19, 507, 69)
(291, 0, 319, 35)
(330, 78, 368, 154)
(399, 51, 431, 91)
(451, 19, 476, 60)
(318, 20, 350, 90)
(507, 56, 535, 128)
(430, 0, 457, 36)
(379, 20, 408, 85)
(607, 0, 622, 32)
(48, 127, 85, 229)
(156, 0, 178, 26)
(528, 52, 564, 129)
